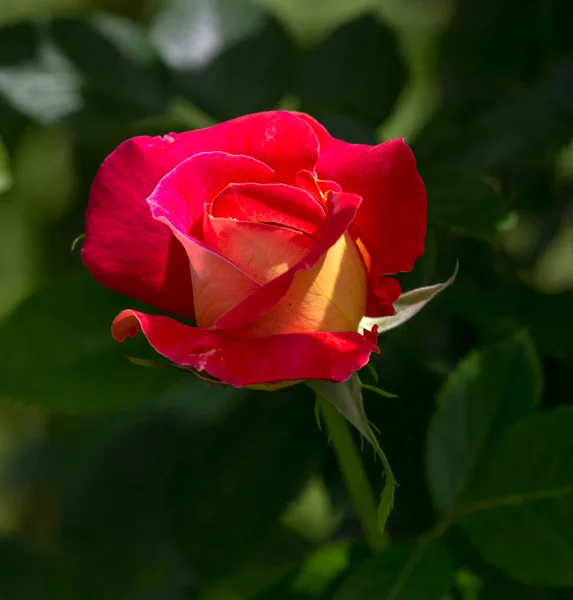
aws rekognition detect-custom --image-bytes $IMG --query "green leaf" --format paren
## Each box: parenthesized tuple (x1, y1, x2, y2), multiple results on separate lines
(170, 384, 325, 582)
(426, 331, 543, 513)
(0, 276, 185, 411)
(307, 374, 396, 532)
(50, 15, 168, 115)
(53, 381, 246, 599)
(424, 170, 510, 240)
(150, 0, 294, 120)
(360, 263, 458, 336)
(456, 407, 573, 587)
(360, 383, 398, 399)
(298, 14, 406, 128)
(0, 21, 37, 66)
(331, 538, 454, 600)
(441, 285, 573, 362)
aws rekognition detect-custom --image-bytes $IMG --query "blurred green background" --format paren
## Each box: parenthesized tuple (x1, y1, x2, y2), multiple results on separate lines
(1, 0, 573, 598)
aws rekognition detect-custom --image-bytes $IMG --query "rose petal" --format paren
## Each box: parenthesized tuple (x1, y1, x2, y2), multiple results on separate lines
(204, 218, 366, 334)
(247, 231, 367, 336)
(294, 115, 427, 317)
(82, 135, 198, 317)
(82, 111, 320, 316)
(213, 191, 362, 330)
(316, 138, 427, 276)
(148, 151, 274, 239)
(294, 169, 341, 205)
(174, 111, 321, 183)
(205, 218, 315, 284)
(112, 309, 379, 387)
(210, 182, 326, 238)
(366, 275, 401, 317)
(147, 154, 267, 328)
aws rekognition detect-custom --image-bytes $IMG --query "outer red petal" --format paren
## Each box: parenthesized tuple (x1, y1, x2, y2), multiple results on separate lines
(213, 191, 362, 330)
(210, 182, 326, 238)
(112, 310, 379, 387)
(315, 138, 427, 276)
(82, 136, 199, 317)
(295, 113, 427, 317)
(172, 110, 320, 183)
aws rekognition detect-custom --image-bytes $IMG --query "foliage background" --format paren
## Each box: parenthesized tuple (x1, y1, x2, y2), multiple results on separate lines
(1, 0, 573, 598)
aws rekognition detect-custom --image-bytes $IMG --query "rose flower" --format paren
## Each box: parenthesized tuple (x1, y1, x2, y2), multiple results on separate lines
(82, 111, 426, 387)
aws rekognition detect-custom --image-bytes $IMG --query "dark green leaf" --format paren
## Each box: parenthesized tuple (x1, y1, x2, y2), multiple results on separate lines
(332, 538, 454, 600)
(426, 331, 543, 513)
(457, 407, 573, 587)
(50, 15, 168, 115)
(0, 276, 184, 411)
(170, 384, 325, 584)
(0, 22, 37, 66)
(416, 58, 573, 172)
(151, 0, 294, 119)
(441, 285, 573, 361)
(298, 14, 406, 128)
(58, 408, 198, 599)
(424, 171, 510, 240)
(438, 0, 542, 98)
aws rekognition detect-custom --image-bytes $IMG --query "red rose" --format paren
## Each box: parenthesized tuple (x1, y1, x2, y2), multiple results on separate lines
(82, 111, 426, 387)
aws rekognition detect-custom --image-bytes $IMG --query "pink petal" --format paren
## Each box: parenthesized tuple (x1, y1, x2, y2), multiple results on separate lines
(210, 182, 326, 238)
(147, 154, 266, 328)
(112, 310, 379, 387)
(148, 151, 275, 239)
(213, 191, 362, 330)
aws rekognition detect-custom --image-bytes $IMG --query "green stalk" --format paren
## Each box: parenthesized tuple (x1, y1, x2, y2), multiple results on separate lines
(318, 395, 385, 550)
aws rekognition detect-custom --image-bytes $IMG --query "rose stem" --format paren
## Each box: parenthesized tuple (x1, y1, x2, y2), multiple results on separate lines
(318, 395, 385, 551)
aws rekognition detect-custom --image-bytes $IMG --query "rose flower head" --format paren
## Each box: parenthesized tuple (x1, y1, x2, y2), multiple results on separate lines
(82, 111, 426, 387)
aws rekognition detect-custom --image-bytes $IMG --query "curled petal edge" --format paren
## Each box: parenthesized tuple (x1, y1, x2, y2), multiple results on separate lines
(112, 310, 380, 388)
